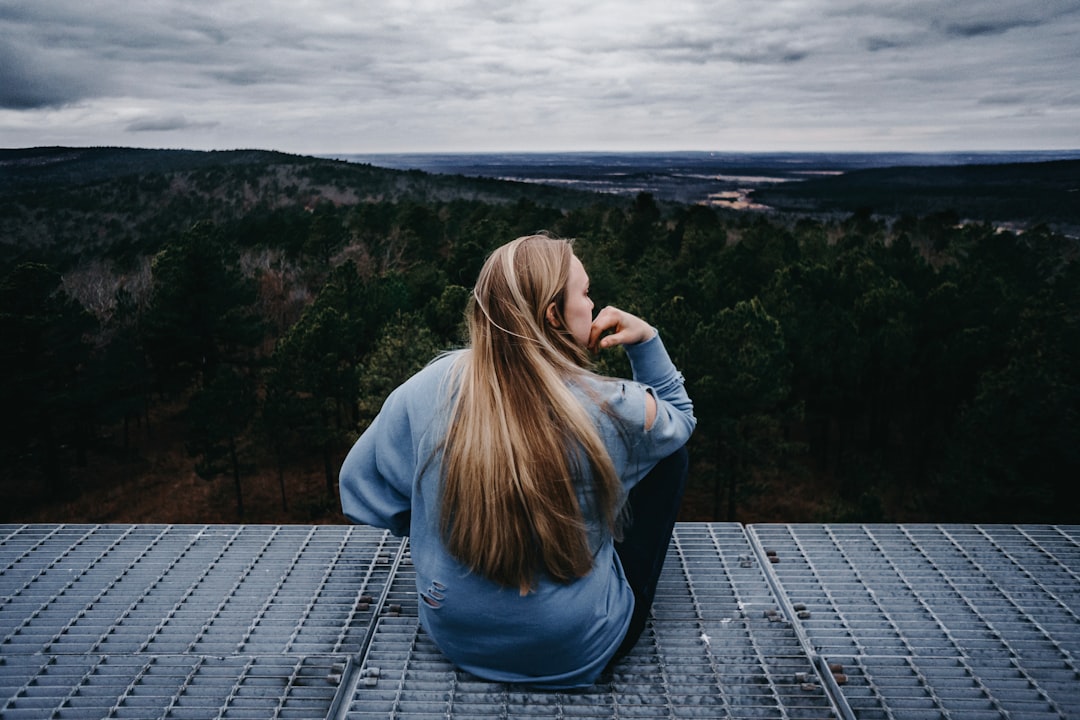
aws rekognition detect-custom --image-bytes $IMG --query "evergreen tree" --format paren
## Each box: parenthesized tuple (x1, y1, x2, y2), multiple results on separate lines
(265, 262, 387, 494)
(355, 311, 442, 428)
(687, 298, 794, 520)
(93, 288, 153, 453)
(185, 365, 257, 517)
(0, 263, 97, 498)
(142, 221, 262, 393)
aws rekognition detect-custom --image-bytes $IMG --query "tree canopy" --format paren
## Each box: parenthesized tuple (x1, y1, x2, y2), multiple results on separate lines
(3, 150, 1078, 524)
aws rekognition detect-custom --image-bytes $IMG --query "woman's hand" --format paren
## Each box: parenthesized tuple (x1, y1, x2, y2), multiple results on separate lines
(588, 306, 656, 353)
(589, 306, 659, 428)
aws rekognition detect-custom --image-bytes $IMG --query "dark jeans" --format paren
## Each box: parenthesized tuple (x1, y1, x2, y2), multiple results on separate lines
(610, 446, 689, 662)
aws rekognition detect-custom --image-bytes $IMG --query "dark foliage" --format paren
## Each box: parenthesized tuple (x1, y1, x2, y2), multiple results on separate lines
(752, 160, 1080, 232)
(2, 147, 1077, 524)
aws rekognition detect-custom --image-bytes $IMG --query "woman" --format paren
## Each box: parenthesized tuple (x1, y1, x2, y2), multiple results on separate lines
(339, 234, 695, 688)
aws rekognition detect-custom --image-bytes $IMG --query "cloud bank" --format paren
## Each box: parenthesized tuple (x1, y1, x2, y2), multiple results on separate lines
(1, 0, 1077, 152)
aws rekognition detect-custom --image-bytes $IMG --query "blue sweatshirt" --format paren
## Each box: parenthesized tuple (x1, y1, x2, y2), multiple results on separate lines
(339, 332, 695, 687)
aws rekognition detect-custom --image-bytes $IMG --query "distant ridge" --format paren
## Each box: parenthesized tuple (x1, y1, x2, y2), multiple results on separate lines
(0, 147, 599, 204)
(0, 147, 607, 258)
(0, 147, 301, 193)
(333, 150, 1080, 229)
(3, 147, 1077, 234)
(751, 158, 1080, 229)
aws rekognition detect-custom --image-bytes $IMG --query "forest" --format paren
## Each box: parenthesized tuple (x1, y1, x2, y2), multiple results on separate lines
(2, 147, 1078, 525)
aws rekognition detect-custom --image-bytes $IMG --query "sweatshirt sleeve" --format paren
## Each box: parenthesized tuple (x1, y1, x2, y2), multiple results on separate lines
(597, 331, 695, 490)
(338, 383, 417, 537)
(625, 330, 696, 446)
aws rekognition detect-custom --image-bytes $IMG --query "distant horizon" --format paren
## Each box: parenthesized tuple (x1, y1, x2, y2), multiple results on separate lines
(324, 148, 1080, 173)
(6, 145, 1080, 157)
(328, 148, 1080, 157)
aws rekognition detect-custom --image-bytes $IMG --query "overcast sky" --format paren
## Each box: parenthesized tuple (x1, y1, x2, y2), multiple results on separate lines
(2, 0, 1078, 154)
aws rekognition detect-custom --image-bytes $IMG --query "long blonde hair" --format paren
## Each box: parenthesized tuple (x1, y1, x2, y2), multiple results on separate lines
(440, 235, 622, 594)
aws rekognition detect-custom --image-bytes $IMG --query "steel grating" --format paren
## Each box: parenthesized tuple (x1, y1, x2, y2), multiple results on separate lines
(3, 522, 1078, 719)
(749, 524, 1080, 720)
(340, 523, 835, 719)
(0, 653, 343, 720)
(0, 523, 399, 719)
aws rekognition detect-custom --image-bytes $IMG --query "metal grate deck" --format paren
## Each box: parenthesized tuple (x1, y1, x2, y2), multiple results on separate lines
(0, 524, 398, 719)
(749, 524, 1080, 720)
(2, 523, 1077, 719)
(341, 523, 832, 719)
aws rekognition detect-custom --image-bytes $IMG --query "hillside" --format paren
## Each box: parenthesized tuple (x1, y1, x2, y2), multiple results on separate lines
(752, 159, 1080, 232)
(0, 146, 605, 264)
(0, 147, 302, 193)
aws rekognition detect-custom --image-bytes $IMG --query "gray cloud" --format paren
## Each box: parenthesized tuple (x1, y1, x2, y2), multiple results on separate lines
(864, 36, 915, 52)
(939, 19, 1041, 38)
(978, 92, 1030, 107)
(0, 38, 104, 109)
(0, 0, 1077, 152)
(126, 115, 219, 133)
(211, 68, 273, 87)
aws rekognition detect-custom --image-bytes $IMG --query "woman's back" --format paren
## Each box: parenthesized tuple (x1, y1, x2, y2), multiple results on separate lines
(339, 235, 695, 687)
(438, 237, 623, 595)
(340, 333, 693, 686)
